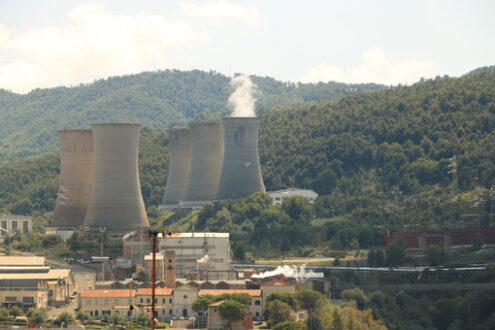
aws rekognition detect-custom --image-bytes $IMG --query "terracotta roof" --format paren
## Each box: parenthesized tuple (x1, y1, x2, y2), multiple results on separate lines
(81, 289, 136, 298)
(136, 288, 173, 295)
(199, 289, 262, 297)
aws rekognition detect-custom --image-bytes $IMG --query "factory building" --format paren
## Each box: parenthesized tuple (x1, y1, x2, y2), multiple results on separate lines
(268, 188, 319, 206)
(52, 130, 94, 230)
(216, 117, 265, 201)
(158, 233, 230, 280)
(83, 123, 149, 234)
(0, 214, 31, 242)
(160, 128, 192, 210)
(0, 256, 73, 309)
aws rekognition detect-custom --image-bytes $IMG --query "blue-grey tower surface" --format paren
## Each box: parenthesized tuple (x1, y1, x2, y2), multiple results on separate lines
(160, 127, 192, 210)
(83, 123, 149, 233)
(53, 129, 94, 229)
(182, 121, 224, 208)
(216, 117, 265, 201)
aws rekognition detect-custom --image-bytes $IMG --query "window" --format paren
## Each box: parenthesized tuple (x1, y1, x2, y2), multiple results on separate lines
(103, 310, 111, 315)
(48, 290, 53, 297)
(90, 311, 93, 317)
(1, 221, 6, 236)
(254, 300, 260, 306)
(154, 298, 157, 303)
(115, 299, 119, 305)
(140, 298, 143, 303)
(5, 297, 16, 302)
(22, 296, 34, 303)
(256, 312, 260, 316)
(104, 299, 109, 305)
(128, 299, 132, 304)
(183, 295, 187, 299)
(162, 298, 165, 303)
(12, 221, 18, 230)
(22, 221, 29, 234)
(95, 299, 98, 305)
(169, 298, 172, 304)
(87, 299, 91, 305)
(169, 309, 172, 315)
(146, 298, 150, 303)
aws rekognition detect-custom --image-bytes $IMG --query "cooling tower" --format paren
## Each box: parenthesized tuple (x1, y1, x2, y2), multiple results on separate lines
(216, 117, 265, 200)
(160, 128, 192, 210)
(182, 122, 224, 208)
(83, 124, 149, 232)
(52, 130, 94, 229)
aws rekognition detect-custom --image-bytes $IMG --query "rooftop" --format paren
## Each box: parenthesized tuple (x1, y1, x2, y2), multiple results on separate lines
(0, 268, 70, 281)
(81, 289, 136, 298)
(136, 288, 173, 295)
(158, 232, 229, 238)
(199, 289, 262, 297)
(0, 256, 45, 266)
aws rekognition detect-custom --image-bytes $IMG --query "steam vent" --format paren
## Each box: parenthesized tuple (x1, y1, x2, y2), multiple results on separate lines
(216, 117, 265, 200)
(182, 121, 224, 208)
(160, 128, 192, 210)
(83, 124, 149, 232)
(53, 130, 94, 229)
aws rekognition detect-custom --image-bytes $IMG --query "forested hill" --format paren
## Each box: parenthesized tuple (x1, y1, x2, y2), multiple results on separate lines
(0, 70, 384, 163)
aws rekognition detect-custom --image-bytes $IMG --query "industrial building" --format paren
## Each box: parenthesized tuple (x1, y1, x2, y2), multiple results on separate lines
(0, 256, 73, 309)
(160, 128, 192, 210)
(182, 121, 224, 209)
(158, 232, 230, 280)
(0, 214, 31, 242)
(216, 117, 265, 201)
(268, 188, 319, 206)
(52, 129, 94, 230)
(83, 123, 149, 234)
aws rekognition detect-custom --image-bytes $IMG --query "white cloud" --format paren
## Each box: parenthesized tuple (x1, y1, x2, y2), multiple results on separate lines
(180, 0, 262, 24)
(300, 48, 438, 85)
(0, 3, 207, 93)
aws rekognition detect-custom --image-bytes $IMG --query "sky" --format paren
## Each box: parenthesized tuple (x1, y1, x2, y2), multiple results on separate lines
(0, 0, 493, 94)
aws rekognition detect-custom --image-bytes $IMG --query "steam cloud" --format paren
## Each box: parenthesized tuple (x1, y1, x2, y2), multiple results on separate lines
(252, 265, 315, 281)
(228, 75, 258, 117)
(196, 254, 210, 263)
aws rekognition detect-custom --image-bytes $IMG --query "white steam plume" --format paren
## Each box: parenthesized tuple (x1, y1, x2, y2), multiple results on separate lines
(252, 265, 314, 281)
(228, 75, 258, 117)
(196, 254, 210, 263)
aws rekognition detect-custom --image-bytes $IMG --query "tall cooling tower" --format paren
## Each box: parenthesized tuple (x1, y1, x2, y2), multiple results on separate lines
(83, 124, 149, 232)
(216, 117, 265, 200)
(160, 128, 192, 209)
(53, 130, 94, 228)
(182, 122, 224, 208)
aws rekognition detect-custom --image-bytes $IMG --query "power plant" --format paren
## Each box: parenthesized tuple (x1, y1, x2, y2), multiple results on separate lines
(83, 123, 149, 233)
(182, 121, 224, 208)
(53, 130, 94, 229)
(160, 128, 192, 210)
(216, 117, 265, 200)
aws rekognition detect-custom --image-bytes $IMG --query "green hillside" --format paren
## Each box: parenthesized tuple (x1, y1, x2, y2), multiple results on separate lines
(0, 70, 383, 163)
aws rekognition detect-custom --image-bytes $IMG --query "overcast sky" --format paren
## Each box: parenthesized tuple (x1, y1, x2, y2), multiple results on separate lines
(0, 0, 493, 93)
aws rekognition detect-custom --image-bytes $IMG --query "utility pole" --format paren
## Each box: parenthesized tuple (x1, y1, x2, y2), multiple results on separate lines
(149, 230, 159, 330)
(100, 227, 106, 281)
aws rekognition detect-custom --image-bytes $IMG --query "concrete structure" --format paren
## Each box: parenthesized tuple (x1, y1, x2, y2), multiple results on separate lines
(0, 214, 31, 242)
(0, 256, 73, 309)
(53, 130, 94, 229)
(268, 188, 319, 206)
(160, 128, 192, 210)
(216, 117, 265, 201)
(164, 250, 176, 288)
(158, 232, 230, 280)
(83, 124, 149, 233)
(122, 232, 152, 264)
(260, 279, 295, 308)
(182, 122, 224, 208)
(144, 253, 164, 283)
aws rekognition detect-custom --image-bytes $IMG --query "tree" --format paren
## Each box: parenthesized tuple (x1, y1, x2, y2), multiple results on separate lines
(111, 313, 125, 325)
(340, 288, 369, 310)
(266, 299, 293, 327)
(218, 300, 247, 330)
(136, 312, 151, 326)
(0, 308, 10, 321)
(331, 309, 344, 330)
(295, 290, 325, 330)
(272, 321, 307, 330)
(282, 196, 314, 223)
(76, 311, 91, 322)
(231, 293, 252, 305)
(425, 244, 444, 266)
(386, 237, 406, 266)
(472, 232, 484, 251)
(9, 306, 23, 317)
(267, 292, 298, 310)
(53, 312, 74, 328)
(27, 309, 46, 325)
(192, 295, 215, 318)
(233, 241, 246, 262)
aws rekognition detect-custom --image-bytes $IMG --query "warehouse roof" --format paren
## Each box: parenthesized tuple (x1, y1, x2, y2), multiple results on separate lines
(0, 256, 45, 266)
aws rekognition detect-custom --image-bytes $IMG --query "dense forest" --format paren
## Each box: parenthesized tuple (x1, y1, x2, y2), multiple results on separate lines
(1, 70, 494, 259)
(0, 70, 383, 163)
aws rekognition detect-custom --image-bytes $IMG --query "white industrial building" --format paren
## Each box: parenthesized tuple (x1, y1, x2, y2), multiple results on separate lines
(158, 233, 230, 280)
(0, 214, 31, 242)
(268, 188, 319, 206)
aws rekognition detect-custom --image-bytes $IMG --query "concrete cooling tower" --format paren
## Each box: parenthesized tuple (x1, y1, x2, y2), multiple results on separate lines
(52, 130, 94, 229)
(160, 128, 192, 210)
(216, 117, 265, 200)
(182, 122, 224, 208)
(83, 123, 149, 233)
